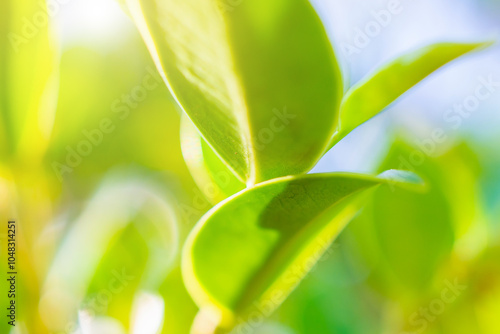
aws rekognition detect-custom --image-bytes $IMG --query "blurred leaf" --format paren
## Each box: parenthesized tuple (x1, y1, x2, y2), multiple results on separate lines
(277, 240, 382, 334)
(0, 1, 58, 332)
(182, 170, 423, 331)
(159, 267, 199, 334)
(471, 245, 500, 334)
(181, 115, 245, 204)
(86, 221, 149, 328)
(46, 43, 193, 192)
(41, 171, 179, 332)
(124, 0, 343, 184)
(439, 296, 483, 334)
(434, 143, 486, 246)
(349, 140, 457, 294)
(329, 42, 490, 149)
(0, 0, 58, 162)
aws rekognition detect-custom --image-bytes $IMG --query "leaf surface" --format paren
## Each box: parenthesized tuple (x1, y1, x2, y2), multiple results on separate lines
(181, 115, 245, 204)
(182, 170, 422, 330)
(329, 42, 490, 149)
(125, 0, 343, 183)
(347, 140, 458, 294)
(41, 172, 179, 332)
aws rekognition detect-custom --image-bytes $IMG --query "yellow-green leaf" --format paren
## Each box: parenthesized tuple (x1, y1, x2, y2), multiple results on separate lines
(347, 140, 461, 295)
(41, 172, 179, 333)
(181, 115, 245, 204)
(0, 0, 58, 162)
(328, 42, 491, 149)
(182, 170, 423, 331)
(124, 0, 343, 184)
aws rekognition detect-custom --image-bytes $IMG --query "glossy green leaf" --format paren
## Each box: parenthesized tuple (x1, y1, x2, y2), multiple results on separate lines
(124, 0, 343, 184)
(182, 170, 423, 331)
(328, 42, 490, 149)
(181, 115, 245, 204)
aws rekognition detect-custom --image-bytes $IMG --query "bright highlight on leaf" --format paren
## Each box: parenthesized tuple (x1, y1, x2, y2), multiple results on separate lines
(328, 41, 492, 149)
(124, 0, 343, 184)
(182, 170, 423, 331)
(1, 0, 497, 332)
(117, 2, 492, 332)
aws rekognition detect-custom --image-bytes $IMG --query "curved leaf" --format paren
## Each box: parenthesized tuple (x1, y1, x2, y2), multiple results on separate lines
(347, 140, 458, 295)
(40, 171, 179, 333)
(276, 240, 382, 334)
(182, 170, 423, 331)
(328, 42, 491, 149)
(159, 267, 199, 334)
(181, 115, 245, 204)
(434, 143, 486, 244)
(124, 0, 343, 184)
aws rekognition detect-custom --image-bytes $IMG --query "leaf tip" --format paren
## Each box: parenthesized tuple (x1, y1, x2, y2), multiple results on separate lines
(468, 39, 497, 53)
(378, 169, 427, 192)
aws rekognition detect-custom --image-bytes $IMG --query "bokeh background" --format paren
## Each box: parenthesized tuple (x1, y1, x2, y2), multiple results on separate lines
(1, 0, 500, 333)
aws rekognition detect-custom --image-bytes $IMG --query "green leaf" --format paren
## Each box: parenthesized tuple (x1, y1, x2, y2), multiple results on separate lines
(0, 0, 58, 161)
(277, 243, 382, 334)
(182, 170, 423, 331)
(181, 115, 245, 204)
(124, 0, 343, 184)
(47, 45, 189, 185)
(328, 42, 491, 149)
(346, 140, 457, 294)
(159, 267, 199, 334)
(432, 143, 486, 244)
(41, 171, 179, 333)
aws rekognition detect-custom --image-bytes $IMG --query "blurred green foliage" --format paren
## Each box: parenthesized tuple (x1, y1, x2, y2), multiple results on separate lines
(1, 0, 499, 334)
